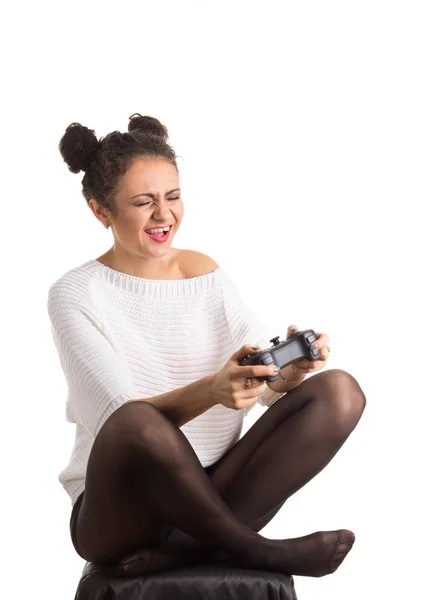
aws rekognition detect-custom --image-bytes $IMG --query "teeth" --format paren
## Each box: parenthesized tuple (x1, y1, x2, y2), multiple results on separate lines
(146, 226, 171, 234)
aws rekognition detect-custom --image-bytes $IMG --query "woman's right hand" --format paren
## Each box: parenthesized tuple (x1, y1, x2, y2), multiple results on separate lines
(208, 344, 278, 410)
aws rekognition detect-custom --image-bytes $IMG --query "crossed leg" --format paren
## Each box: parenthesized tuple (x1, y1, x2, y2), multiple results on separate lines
(74, 368, 365, 577)
(169, 368, 366, 541)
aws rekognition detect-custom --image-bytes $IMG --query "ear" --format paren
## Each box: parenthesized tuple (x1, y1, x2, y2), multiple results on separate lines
(88, 198, 109, 228)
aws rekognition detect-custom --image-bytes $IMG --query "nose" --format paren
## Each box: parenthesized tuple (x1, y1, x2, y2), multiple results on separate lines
(152, 200, 173, 222)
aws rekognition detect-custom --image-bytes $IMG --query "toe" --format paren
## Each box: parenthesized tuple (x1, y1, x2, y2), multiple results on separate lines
(337, 529, 355, 547)
(331, 530, 355, 571)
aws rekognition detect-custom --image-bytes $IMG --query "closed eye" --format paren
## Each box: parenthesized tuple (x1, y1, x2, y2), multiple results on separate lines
(136, 196, 180, 207)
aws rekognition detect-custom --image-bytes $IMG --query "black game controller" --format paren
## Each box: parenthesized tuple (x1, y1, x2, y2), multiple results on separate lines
(240, 330, 322, 382)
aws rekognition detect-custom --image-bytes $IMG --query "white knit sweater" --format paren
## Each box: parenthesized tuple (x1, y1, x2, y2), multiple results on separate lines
(47, 259, 279, 506)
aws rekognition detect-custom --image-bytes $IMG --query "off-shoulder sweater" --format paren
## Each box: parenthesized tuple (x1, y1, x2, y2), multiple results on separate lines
(47, 259, 281, 506)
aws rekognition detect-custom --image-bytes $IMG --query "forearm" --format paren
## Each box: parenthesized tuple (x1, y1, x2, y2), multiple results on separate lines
(126, 374, 216, 428)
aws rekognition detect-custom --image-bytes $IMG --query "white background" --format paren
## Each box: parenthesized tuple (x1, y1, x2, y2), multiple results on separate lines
(1, 1, 423, 598)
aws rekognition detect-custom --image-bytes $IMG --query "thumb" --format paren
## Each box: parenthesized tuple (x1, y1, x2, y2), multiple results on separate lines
(287, 325, 298, 339)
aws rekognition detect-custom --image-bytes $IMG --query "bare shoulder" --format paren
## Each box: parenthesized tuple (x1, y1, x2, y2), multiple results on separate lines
(178, 249, 220, 278)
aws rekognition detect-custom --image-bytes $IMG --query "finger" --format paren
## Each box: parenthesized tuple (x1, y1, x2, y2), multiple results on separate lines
(236, 362, 280, 381)
(301, 336, 330, 362)
(233, 343, 262, 363)
(287, 325, 299, 338)
(239, 386, 265, 401)
(233, 381, 264, 403)
(308, 344, 330, 363)
(239, 376, 264, 389)
(252, 364, 281, 380)
(311, 333, 330, 349)
(319, 345, 330, 359)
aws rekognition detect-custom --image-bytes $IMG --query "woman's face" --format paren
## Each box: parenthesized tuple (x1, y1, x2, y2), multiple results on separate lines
(92, 157, 184, 260)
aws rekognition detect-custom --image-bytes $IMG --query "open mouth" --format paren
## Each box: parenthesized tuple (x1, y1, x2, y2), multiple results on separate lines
(145, 225, 173, 242)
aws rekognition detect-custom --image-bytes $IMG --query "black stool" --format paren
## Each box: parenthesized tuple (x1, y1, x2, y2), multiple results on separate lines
(74, 560, 298, 600)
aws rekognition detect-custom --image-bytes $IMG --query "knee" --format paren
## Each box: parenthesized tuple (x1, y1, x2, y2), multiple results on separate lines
(315, 369, 366, 436)
(102, 400, 166, 448)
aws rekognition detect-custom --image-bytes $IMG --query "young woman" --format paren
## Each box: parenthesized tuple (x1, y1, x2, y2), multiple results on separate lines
(48, 113, 365, 577)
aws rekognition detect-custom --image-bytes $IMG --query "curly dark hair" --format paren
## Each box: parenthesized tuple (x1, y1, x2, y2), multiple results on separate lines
(58, 114, 179, 218)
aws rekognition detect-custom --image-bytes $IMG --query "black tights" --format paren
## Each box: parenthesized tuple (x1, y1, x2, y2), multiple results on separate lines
(74, 369, 366, 577)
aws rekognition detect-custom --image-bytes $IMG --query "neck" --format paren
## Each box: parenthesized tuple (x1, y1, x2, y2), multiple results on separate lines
(96, 246, 181, 279)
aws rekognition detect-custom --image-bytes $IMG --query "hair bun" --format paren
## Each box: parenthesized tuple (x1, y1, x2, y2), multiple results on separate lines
(128, 113, 168, 140)
(59, 123, 99, 174)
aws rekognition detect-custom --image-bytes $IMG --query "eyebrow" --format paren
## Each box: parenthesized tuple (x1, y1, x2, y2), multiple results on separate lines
(129, 188, 180, 200)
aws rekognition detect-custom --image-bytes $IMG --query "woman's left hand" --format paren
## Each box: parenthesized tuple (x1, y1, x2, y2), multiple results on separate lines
(286, 325, 330, 374)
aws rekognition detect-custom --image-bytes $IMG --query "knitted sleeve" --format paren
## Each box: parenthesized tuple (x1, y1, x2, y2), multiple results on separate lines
(219, 269, 285, 409)
(47, 287, 139, 438)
